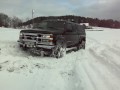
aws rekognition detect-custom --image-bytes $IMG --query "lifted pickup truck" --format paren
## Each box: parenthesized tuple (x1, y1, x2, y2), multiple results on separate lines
(18, 20, 86, 58)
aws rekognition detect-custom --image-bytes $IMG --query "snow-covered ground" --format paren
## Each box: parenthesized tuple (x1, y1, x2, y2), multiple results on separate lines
(0, 27, 120, 90)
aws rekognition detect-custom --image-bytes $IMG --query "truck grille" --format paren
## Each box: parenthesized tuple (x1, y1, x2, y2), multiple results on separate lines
(27, 36, 36, 40)
(21, 33, 42, 42)
(24, 35, 36, 40)
(20, 33, 53, 45)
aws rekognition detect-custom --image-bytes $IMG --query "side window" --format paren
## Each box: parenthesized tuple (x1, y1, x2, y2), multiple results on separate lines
(73, 24, 78, 32)
(66, 23, 73, 32)
(66, 23, 79, 32)
(78, 25, 85, 34)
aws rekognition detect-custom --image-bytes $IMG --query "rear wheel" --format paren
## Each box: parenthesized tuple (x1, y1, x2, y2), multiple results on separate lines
(52, 40, 66, 58)
(77, 40, 85, 50)
(81, 40, 85, 49)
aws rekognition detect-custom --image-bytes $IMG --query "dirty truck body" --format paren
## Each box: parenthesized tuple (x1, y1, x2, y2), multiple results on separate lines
(18, 20, 86, 58)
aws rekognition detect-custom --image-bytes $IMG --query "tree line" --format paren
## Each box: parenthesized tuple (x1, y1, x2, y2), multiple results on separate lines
(1, 13, 120, 28)
(23, 15, 120, 28)
(0, 13, 22, 28)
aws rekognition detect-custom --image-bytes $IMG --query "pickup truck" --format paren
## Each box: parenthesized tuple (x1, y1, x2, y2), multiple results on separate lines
(18, 20, 86, 58)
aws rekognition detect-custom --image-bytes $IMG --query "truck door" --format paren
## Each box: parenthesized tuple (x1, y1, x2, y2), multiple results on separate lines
(72, 24, 79, 45)
(64, 23, 79, 47)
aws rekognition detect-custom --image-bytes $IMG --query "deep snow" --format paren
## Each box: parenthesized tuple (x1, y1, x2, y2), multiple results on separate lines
(0, 27, 120, 90)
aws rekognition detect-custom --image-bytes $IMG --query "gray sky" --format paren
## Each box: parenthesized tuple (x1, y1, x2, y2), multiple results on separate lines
(0, 0, 120, 21)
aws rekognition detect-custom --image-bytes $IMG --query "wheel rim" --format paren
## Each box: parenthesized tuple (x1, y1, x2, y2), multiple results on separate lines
(77, 42, 82, 50)
(81, 41, 85, 48)
(77, 40, 85, 50)
(52, 44, 66, 58)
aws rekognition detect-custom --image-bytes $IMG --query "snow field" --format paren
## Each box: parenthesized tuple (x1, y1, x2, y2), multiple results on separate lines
(0, 27, 120, 90)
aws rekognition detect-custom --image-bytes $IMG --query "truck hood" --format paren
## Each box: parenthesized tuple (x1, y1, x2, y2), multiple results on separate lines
(20, 29, 64, 34)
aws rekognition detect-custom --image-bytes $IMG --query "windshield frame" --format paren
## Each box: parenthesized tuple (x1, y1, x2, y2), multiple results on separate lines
(33, 20, 65, 31)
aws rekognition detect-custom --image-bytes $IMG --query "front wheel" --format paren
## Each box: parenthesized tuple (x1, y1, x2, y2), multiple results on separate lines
(52, 40, 66, 58)
(19, 44, 28, 51)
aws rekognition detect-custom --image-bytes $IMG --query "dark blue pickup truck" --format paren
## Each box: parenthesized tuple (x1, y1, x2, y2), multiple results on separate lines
(18, 20, 86, 58)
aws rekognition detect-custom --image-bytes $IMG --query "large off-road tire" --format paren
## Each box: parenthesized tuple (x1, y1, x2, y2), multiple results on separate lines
(52, 40, 66, 58)
(81, 40, 85, 49)
(77, 40, 85, 50)
(19, 44, 28, 51)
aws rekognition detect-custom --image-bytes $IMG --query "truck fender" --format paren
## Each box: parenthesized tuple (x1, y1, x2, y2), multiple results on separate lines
(55, 35, 66, 44)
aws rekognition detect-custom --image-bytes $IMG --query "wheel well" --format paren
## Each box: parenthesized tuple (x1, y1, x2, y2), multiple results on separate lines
(82, 37, 86, 41)
(80, 37, 86, 43)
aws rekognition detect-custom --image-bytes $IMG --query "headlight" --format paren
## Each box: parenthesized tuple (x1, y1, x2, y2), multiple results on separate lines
(20, 33, 23, 36)
(42, 34, 53, 38)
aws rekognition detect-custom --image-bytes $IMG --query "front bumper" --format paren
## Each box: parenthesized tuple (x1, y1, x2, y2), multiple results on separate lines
(17, 40, 55, 49)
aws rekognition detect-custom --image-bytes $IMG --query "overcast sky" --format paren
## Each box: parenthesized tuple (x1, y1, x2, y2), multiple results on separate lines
(0, 0, 120, 21)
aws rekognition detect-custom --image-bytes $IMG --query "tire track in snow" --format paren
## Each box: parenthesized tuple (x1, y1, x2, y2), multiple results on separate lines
(76, 36, 120, 89)
(114, 45, 120, 51)
(87, 37, 120, 58)
(60, 53, 83, 90)
(0, 40, 82, 90)
(104, 45, 120, 58)
(90, 63, 118, 90)
(88, 37, 120, 65)
(75, 62, 97, 90)
(89, 48, 120, 79)
(101, 51, 120, 68)
(82, 64, 97, 90)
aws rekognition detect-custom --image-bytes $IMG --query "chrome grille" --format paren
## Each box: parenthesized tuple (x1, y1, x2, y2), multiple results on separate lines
(22, 33, 39, 41)
(20, 33, 53, 45)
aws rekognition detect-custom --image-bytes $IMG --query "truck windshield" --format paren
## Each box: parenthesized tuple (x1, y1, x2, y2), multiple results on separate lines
(33, 21, 65, 30)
